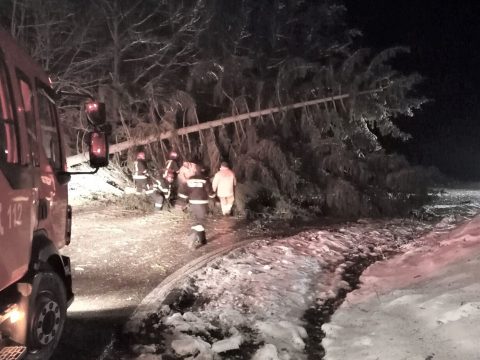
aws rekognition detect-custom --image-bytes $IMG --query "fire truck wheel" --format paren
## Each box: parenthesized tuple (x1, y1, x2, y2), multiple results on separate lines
(25, 271, 67, 360)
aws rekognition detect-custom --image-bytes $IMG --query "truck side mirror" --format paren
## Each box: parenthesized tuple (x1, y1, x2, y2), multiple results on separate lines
(88, 131, 109, 168)
(85, 101, 106, 126)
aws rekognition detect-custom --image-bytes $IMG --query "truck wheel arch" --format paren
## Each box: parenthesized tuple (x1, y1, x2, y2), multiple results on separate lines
(29, 232, 73, 303)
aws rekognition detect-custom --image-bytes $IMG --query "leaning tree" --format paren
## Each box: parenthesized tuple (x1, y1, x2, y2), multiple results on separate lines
(1, 0, 430, 218)
(174, 0, 429, 217)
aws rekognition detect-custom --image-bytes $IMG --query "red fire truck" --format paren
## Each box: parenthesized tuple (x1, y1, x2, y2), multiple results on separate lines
(0, 29, 109, 359)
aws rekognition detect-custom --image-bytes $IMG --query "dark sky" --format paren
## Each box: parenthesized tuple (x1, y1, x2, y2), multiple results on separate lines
(344, 0, 480, 180)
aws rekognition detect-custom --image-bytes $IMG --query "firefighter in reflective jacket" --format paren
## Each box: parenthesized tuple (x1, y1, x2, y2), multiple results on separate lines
(185, 167, 215, 248)
(149, 171, 174, 210)
(177, 160, 196, 207)
(133, 151, 150, 192)
(163, 151, 179, 178)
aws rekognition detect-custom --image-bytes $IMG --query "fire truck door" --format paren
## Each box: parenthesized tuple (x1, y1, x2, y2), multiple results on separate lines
(36, 85, 68, 247)
(0, 54, 35, 292)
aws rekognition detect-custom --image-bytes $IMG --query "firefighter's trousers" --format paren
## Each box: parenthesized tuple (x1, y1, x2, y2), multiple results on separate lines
(134, 178, 148, 192)
(218, 195, 234, 215)
(189, 203, 208, 247)
(149, 191, 166, 210)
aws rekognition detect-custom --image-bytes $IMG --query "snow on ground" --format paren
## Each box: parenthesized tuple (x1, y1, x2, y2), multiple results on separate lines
(68, 164, 128, 206)
(117, 192, 479, 360)
(421, 188, 480, 220)
(322, 212, 480, 360)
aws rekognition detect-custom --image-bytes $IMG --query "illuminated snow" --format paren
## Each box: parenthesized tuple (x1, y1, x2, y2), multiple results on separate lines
(123, 217, 442, 359)
(323, 214, 480, 360)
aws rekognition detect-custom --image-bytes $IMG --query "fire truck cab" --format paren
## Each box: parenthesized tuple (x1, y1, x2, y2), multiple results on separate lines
(0, 29, 108, 359)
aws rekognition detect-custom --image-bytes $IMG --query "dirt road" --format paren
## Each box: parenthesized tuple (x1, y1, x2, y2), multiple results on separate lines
(51, 204, 258, 360)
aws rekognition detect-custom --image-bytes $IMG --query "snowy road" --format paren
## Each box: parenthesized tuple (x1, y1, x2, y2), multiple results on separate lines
(51, 205, 261, 360)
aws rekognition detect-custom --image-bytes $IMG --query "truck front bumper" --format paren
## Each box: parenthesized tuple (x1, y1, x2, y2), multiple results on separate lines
(0, 345, 26, 360)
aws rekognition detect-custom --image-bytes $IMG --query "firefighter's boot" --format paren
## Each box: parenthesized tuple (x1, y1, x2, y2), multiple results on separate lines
(189, 225, 206, 249)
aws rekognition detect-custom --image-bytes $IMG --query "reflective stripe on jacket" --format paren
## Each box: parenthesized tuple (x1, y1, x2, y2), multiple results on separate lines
(133, 174, 147, 180)
(163, 159, 179, 178)
(189, 199, 209, 205)
(156, 178, 171, 198)
(186, 176, 215, 204)
(133, 159, 149, 179)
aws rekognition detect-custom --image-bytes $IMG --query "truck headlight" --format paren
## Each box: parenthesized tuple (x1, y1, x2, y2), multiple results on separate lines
(8, 307, 24, 324)
(0, 304, 24, 325)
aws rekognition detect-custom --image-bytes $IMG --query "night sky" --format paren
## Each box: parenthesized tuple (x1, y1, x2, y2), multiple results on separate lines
(344, 0, 480, 181)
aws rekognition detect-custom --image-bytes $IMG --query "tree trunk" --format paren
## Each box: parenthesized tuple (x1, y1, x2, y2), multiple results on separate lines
(67, 90, 379, 167)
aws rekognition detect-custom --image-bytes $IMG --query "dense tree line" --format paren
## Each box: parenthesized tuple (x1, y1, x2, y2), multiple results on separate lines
(0, 0, 433, 218)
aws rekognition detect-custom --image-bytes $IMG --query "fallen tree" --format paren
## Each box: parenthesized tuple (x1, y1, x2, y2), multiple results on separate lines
(67, 90, 380, 167)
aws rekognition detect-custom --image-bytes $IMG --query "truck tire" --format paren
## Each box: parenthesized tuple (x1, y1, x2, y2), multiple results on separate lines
(25, 271, 67, 360)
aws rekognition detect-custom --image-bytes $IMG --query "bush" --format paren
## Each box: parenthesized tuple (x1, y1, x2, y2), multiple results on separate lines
(324, 178, 364, 218)
(108, 193, 155, 213)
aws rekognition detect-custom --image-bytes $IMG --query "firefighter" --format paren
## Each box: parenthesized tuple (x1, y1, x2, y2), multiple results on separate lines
(149, 171, 174, 210)
(163, 150, 179, 178)
(132, 151, 150, 192)
(176, 160, 196, 208)
(161, 151, 180, 204)
(212, 161, 237, 215)
(185, 165, 215, 248)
